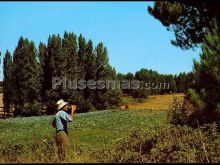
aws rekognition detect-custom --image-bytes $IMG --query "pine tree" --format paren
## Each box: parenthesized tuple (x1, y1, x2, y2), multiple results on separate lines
(13, 37, 41, 115)
(62, 32, 79, 104)
(84, 39, 96, 101)
(78, 34, 87, 80)
(3, 50, 14, 113)
(85, 40, 96, 80)
(95, 42, 109, 80)
(44, 34, 66, 114)
(191, 19, 220, 113)
(94, 42, 121, 109)
(38, 42, 47, 102)
(62, 32, 79, 80)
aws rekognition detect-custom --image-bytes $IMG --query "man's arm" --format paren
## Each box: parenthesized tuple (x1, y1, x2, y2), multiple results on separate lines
(52, 117, 56, 128)
(69, 105, 77, 122)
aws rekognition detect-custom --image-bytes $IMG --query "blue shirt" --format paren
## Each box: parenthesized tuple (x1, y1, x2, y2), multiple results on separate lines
(55, 110, 72, 134)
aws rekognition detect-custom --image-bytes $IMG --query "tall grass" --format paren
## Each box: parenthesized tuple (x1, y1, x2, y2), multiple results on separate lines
(0, 109, 219, 163)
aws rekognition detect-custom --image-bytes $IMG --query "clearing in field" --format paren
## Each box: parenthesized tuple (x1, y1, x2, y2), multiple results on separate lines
(121, 93, 185, 110)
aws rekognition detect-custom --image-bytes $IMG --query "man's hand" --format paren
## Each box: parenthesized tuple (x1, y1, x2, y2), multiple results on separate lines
(69, 104, 77, 122)
(71, 105, 77, 113)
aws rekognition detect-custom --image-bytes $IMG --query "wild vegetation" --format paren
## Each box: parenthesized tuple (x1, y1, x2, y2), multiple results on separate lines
(0, 103, 219, 163)
(0, 1, 220, 163)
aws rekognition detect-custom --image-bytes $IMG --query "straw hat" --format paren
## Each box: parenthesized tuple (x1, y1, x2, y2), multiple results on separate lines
(56, 99, 69, 110)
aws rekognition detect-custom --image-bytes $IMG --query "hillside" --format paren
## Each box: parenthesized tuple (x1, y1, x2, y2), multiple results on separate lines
(0, 109, 166, 163)
(0, 107, 219, 163)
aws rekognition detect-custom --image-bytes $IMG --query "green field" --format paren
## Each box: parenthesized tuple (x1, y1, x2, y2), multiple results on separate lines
(0, 110, 165, 163)
(0, 109, 219, 163)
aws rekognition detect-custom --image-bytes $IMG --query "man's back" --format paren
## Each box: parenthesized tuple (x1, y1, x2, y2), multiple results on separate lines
(55, 110, 72, 134)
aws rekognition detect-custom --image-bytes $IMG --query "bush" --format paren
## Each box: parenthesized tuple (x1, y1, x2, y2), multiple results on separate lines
(20, 102, 42, 117)
(78, 99, 96, 113)
(131, 89, 148, 99)
(46, 104, 56, 115)
(93, 124, 220, 163)
(106, 89, 122, 109)
(167, 96, 188, 126)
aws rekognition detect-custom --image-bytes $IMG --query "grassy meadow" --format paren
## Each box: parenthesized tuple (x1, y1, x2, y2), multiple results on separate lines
(0, 94, 219, 163)
(121, 93, 185, 110)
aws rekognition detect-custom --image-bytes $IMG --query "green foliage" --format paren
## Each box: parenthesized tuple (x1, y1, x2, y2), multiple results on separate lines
(20, 102, 42, 117)
(13, 37, 41, 114)
(175, 72, 195, 93)
(95, 123, 220, 163)
(187, 88, 205, 111)
(92, 42, 121, 110)
(42, 33, 121, 113)
(148, 2, 220, 49)
(105, 89, 122, 109)
(78, 99, 96, 113)
(3, 50, 14, 113)
(131, 88, 148, 99)
(167, 96, 188, 126)
(190, 20, 220, 114)
(118, 68, 177, 98)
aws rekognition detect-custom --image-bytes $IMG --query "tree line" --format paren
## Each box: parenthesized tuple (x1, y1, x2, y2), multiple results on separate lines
(1, 31, 196, 116)
(2, 32, 121, 116)
(117, 69, 194, 99)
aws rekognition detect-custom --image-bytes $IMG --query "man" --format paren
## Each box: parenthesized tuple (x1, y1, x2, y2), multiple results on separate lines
(52, 99, 77, 161)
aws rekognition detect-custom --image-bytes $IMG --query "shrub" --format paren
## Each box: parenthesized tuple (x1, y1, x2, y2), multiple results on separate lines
(94, 124, 220, 163)
(106, 89, 122, 109)
(78, 99, 96, 113)
(167, 96, 188, 126)
(131, 89, 148, 99)
(20, 102, 42, 117)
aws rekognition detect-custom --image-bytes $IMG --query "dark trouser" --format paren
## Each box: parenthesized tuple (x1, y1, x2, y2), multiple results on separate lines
(56, 131, 69, 161)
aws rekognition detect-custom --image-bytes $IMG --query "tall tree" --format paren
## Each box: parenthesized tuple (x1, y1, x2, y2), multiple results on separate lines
(62, 32, 79, 80)
(190, 19, 220, 113)
(94, 42, 121, 109)
(62, 32, 79, 104)
(43, 34, 66, 114)
(84, 39, 96, 101)
(3, 50, 14, 113)
(148, 1, 220, 50)
(38, 42, 47, 103)
(78, 34, 87, 80)
(13, 37, 41, 115)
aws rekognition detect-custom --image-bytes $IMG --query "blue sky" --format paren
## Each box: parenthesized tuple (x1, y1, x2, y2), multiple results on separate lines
(0, 2, 201, 80)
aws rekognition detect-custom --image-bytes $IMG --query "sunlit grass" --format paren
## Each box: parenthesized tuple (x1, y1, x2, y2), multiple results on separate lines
(122, 93, 185, 110)
(0, 109, 166, 163)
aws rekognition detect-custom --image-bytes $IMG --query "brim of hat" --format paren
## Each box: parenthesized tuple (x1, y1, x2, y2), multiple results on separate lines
(57, 102, 69, 110)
